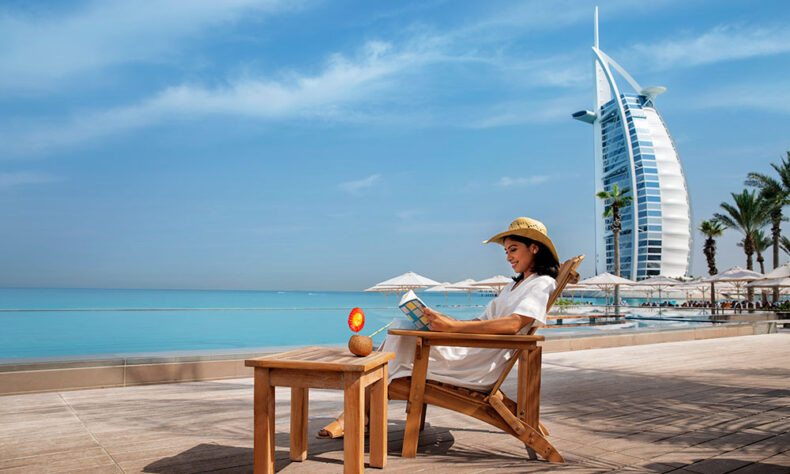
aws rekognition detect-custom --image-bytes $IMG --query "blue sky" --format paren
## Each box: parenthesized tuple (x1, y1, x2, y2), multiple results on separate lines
(1, 0, 789, 290)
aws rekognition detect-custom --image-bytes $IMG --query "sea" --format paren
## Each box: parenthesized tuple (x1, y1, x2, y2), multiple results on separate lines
(0, 288, 495, 360)
(0, 288, 707, 361)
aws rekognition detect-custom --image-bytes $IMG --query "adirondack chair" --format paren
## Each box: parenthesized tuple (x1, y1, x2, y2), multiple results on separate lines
(387, 255, 584, 463)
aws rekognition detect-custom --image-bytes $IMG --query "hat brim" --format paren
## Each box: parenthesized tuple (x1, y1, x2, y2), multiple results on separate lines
(484, 229, 560, 265)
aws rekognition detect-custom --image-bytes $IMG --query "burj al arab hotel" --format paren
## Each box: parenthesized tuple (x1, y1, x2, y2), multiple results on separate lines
(573, 9, 691, 280)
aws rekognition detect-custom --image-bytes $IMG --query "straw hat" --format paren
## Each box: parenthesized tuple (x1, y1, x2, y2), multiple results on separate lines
(483, 217, 559, 264)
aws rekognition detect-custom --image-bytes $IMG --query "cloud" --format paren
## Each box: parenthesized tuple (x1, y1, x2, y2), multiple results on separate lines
(0, 171, 62, 190)
(396, 209, 421, 220)
(1, 41, 428, 156)
(0, 0, 296, 92)
(498, 175, 551, 187)
(0, 0, 700, 156)
(621, 23, 790, 71)
(686, 83, 790, 115)
(467, 95, 584, 129)
(339, 173, 382, 195)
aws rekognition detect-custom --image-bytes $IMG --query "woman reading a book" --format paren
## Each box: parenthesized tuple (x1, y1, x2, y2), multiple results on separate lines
(317, 217, 560, 439)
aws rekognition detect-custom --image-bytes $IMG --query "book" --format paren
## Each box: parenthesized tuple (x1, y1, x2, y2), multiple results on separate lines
(398, 290, 430, 330)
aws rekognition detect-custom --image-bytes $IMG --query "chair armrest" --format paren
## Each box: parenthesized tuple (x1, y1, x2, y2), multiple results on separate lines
(388, 329, 543, 350)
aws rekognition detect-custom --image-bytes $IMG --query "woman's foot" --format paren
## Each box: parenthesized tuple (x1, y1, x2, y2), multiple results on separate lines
(316, 413, 368, 439)
(316, 414, 344, 439)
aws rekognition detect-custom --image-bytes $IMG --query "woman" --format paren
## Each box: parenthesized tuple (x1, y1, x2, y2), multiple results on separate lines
(318, 216, 560, 438)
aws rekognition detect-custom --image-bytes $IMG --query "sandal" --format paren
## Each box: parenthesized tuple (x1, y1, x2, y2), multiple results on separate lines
(316, 416, 369, 439)
(317, 419, 344, 439)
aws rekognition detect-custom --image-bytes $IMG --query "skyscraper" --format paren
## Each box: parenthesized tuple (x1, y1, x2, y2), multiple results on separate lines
(573, 8, 691, 280)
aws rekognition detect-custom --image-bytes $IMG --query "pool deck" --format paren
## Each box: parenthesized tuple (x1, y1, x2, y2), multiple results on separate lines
(1, 332, 788, 473)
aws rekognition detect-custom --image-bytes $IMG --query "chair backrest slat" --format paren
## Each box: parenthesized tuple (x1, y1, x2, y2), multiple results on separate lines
(487, 254, 586, 397)
(527, 255, 585, 336)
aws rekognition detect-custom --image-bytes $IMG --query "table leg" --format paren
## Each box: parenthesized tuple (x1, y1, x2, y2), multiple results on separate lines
(344, 372, 365, 474)
(402, 337, 430, 458)
(290, 387, 308, 461)
(369, 365, 387, 468)
(254, 367, 275, 474)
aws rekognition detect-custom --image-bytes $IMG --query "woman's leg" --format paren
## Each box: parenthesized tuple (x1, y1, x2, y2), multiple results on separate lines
(317, 319, 412, 438)
(316, 387, 372, 438)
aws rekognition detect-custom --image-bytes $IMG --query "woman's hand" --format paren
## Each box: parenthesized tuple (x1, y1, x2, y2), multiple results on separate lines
(423, 307, 458, 332)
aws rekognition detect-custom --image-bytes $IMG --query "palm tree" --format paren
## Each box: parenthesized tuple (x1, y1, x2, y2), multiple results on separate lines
(745, 152, 790, 273)
(714, 190, 770, 301)
(595, 183, 634, 278)
(738, 229, 771, 274)
(739, 229, 771, 304)
(782, 236, 790, 257)
(596, 184, 633, 314)
(698, 220, 725, 276)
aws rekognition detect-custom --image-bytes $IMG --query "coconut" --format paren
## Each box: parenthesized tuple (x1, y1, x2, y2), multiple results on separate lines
(348, 335, 373, 357)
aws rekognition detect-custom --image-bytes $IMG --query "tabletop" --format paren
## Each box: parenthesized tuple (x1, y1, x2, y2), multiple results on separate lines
(244, 346, 394, 372)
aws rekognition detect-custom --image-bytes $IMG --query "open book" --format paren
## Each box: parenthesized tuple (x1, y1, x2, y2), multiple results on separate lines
(398, 290, 430, 330)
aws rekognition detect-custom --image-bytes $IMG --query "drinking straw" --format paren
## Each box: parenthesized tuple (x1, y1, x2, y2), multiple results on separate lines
(368, 321, 393, 338)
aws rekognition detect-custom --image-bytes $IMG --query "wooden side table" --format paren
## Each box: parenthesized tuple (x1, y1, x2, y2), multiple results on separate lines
(245, 346, 395, 474)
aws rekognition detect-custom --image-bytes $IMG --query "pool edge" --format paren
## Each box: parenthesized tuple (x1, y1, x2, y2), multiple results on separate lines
(0, 322, 779, 396)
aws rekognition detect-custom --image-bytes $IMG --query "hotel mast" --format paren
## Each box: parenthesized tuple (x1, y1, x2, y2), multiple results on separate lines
(573, 8, 691, 280)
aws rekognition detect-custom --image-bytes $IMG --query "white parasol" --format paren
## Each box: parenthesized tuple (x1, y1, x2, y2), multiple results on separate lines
(471, 275, 512, 295)
(372, 272, 441, 292)
(702, 266, 764, 302)
(449, 278, 481, 302)
(577, 273, 634, 307)
(630, 275, 683, 306)
(425, 282, 464, 303)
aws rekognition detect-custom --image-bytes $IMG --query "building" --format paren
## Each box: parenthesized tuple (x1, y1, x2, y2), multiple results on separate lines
(572, 8, 691, 280)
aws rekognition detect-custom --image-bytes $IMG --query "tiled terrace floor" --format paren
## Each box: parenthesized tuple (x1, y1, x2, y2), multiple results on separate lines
(1, 333, 788, 473)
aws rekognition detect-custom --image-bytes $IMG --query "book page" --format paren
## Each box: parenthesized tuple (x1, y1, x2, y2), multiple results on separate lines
(398, 290, 429, 330)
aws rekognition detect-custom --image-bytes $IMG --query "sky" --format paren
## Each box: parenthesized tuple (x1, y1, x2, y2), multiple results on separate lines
(1, 0, 789, 291)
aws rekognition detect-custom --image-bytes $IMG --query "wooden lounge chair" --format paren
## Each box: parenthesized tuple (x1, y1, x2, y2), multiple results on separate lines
(388, 255, 584, 463)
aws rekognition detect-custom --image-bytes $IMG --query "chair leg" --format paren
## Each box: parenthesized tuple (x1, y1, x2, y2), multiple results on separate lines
(525, 446, 537, 460)
(419, 404, 427, 432)
(402, 338, 431, 458)
(489, 393, 563, 463)
(539, 421, 550, 436)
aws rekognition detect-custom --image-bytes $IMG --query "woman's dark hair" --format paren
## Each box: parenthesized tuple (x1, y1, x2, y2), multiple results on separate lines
(504, 235, 559, 280)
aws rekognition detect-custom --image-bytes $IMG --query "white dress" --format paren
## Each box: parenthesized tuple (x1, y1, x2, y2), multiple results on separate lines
(382, 273, 557, 391)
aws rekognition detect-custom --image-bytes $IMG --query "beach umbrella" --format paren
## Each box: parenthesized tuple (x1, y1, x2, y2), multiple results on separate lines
(425, 282, 464, 293)
(702, 266, 764, 304)
(449, 279, 480, 302)
(577, 273, 634, 307)
(425, 282, 464, 303)
(562, 283, 598, 303)
(703, 266, 763, 284)
(471, 275, 512, 295)
(764, 263, 790, 279)
(746, 277, 790, 288)
(578, 273, 634, 286)
(674, 279, 710, 300)
(363, 284, 402, 304)
(759, 263, 790, 302)
(631, 275, 683, 308)
(372, 272, 441, 292)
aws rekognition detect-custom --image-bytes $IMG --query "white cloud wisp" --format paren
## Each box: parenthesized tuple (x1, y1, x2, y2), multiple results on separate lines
(0, 171, 62, 190)
(0, 0, 293, 92)
(339, 173, 382, 195)
(623, 23, 790, 71)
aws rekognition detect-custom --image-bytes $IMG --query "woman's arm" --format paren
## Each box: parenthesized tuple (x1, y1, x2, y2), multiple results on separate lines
(423, 307, 534, 335)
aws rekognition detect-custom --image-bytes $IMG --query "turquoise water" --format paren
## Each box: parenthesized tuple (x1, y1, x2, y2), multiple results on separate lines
(0, 288, 492, 360)
(0, 288, 714, 361)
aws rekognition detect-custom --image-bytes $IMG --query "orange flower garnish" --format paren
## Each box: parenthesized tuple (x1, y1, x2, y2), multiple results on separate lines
(348, 307, 365, 333)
